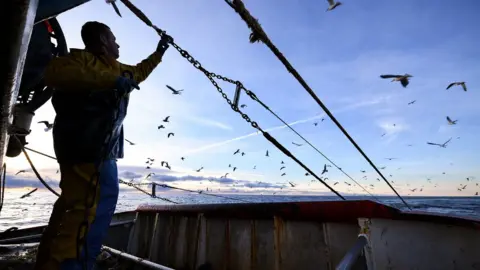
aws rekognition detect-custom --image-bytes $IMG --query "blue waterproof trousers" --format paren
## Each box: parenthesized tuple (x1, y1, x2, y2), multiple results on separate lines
(34, 160, 119, 270)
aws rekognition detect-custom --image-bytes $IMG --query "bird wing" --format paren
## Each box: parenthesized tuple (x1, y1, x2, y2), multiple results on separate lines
(38, 121, 48, 124)
(166, 85, 176, 92)
(427, 142, 439, 146)
(327, 0, 334, 5)
(461, 83, 467, 91)
(380, 74, 399, 79)
(446, 83, 455, 90)
(443, 138, 452, 145)
(446, 116, 452, 123)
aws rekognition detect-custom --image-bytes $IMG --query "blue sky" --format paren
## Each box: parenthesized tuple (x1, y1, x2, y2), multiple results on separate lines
(6, 0, 480, 197)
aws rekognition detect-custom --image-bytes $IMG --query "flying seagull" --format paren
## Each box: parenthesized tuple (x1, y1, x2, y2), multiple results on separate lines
(196, 167, 204, 172)
(446, 82, 467, 92)
(20, 188, 38, 199)
(446, 116, 458, 125)
(38, 121, 53, 132)
(281, 173, 286, 176)
(161, 161, 169, 167)
(289, 182, 296, 187)
(321, 164, 328, 175)
(167, 132, 174, 138)
(385, 157, 397, 161)
(163, 116, 170, 123)
(408, 100, 416, 105)
(125, 139, 135, 145)
(427, 138, 452, 148)
(157, 125, 165, 129)
(314, 122, 318, 126)
(380, 74, 413, 88)
(15, 170, 26, 175)
(181, 157, 185, 161)
(280, 166, 286, 170)
(240, 104, 247, 108)
(265, 150, 269, 157)
(326, 0, 342, 11)
(166, 85, 183, 95)
(292, 142, 303, 147)
(241, 152, 245, 156)
(233, 149, 240, 155)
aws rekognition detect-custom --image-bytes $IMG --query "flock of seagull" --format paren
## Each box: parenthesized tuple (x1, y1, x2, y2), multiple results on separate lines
(18, 2, 477, 199)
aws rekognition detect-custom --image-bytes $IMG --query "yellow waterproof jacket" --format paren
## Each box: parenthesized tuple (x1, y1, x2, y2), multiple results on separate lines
(45, 49, 162, 163)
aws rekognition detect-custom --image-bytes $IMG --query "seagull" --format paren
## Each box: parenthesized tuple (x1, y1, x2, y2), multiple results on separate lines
(381, 133, 386, 137)
(233, 167, 237, 172)
(326, 0, 342, 11)
(196, 167, 204, 172)
(20, 188, 38, 199)
(446, 82, 467, 92)
(146, 172, 155, 179)
(321, 118, 325, 122)
(15, 170, 27, 175)
(281, 173, 286, 176)
(344, 182, 351, 186)
(292, 142, 303, 147)
(427, 138, 452, 148)
(305, 172, 310, 176)
(228, 164, 232, 168)
(157, 125, 165, 129)
(222, 173, 229, 178)
(161, 161, 169, 167)
(380, 166, 386, 170)
(38, 121, 53, 132)
(166, 85, 183, 95)
(446, 116, 458, 125)
(265, 150, 269, 157)
(181, 157, 185, 161)
(408, 100, 416, 105)
(380, 74, 413, 88)
(146, 166, 151, 169)
(240, 104, 247, 108)
(410, 188, 417, 192)
(233, 149, 240, 155)
(253, 165, 256, 169)
(385, 158, 397, 161)
(241, 152, 245, 156)
(280, 166, 286, 170)
(321, 164, 328, 175)
(360, 170, 366, 173)
(163, 116, 170, 123)
(125, 139, 135, 145)
(289, 182, 296, 187)
(333, 182, 339, 186)
(281, 161, 284, 164)
(167, 132, 174, 138)
(314, 122, 318, 126)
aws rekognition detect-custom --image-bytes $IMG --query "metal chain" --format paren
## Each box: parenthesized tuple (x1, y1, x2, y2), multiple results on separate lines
(169, 42, 259, 130)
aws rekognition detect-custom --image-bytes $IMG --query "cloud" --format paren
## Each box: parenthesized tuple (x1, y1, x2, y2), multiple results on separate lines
(185, 116, 233, 131)
(5, 174, 59, 189)
(119, 171, 143, 179)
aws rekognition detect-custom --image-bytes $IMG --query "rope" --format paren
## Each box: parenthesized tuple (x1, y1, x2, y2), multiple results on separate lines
(155, 183, 254, 203)
(13, 136, 61, 197)
(225, 0, 411, 210)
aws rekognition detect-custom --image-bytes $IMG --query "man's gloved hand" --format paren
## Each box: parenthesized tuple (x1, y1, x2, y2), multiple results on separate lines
(157, 34, 173, 55)
(115, 76, 139, 95)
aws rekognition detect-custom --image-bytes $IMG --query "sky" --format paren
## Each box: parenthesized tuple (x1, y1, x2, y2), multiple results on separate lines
(5, 0, 480, 198)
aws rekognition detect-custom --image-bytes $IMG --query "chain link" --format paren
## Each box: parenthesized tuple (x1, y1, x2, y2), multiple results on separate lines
(168, 41, 260, 130)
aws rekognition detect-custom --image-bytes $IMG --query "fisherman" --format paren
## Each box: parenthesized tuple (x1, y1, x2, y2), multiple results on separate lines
(34, 21, 171, 270)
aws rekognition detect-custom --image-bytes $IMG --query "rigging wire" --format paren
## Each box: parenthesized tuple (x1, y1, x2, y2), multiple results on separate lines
(117, 0, 346, 201)
(22, 146, 255, 204)
(224, 0, 411, 210)
(241, 86, 381, 202)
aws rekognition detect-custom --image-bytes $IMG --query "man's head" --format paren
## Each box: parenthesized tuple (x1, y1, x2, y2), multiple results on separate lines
(81, 21, 120, 59)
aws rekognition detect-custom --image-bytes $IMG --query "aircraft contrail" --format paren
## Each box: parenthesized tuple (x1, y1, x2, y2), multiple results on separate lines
(186, 96, 385, 155)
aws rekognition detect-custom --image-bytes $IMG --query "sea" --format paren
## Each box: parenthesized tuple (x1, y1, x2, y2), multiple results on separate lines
(1, 189, 479, 231)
